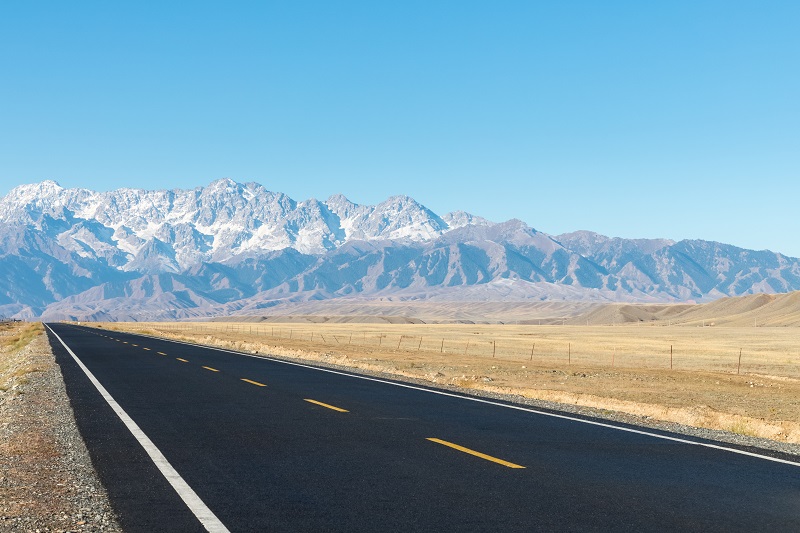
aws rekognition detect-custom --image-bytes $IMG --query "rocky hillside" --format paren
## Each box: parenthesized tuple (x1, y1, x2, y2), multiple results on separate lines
(2, 179, 799, 320)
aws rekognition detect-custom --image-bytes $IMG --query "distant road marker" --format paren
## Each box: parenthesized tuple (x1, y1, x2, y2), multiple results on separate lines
(427, 438, 525, 469)
(157, 352, 167, 356)
(241, 378, 266, 387)
(176, 358, 189, 363)
(304, 399, 349, 413)
(202, 366, 220, 373)
(143, 348, 151, 351)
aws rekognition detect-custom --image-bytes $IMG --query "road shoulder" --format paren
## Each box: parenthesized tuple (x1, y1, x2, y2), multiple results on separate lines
(0, 326, 121, 532)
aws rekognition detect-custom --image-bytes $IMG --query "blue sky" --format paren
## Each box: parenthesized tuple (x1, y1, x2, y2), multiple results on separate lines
(1, 2, 798, 255)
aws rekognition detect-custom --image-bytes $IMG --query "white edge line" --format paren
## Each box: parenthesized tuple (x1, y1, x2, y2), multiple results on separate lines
(46, 325, 231, 533)
(81, 324, 800, 469)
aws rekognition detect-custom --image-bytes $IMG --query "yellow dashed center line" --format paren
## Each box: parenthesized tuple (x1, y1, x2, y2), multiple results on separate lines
(202, 366, 220, 372)
(176, 358, 189, 363)
(131, 344, 138, 347)
(157, 352, 167, 356)
(241, 378, 267, 387)
(426, 438, 525, 469)
(304, 399, 349, 413)
(143, 348, 151, 351)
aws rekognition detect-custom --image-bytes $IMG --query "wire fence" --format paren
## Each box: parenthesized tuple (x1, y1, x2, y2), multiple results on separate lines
(101, 321, 800, 379)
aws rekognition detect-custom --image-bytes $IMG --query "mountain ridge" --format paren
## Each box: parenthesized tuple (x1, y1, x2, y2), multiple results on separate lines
(2, 179, 799, 321)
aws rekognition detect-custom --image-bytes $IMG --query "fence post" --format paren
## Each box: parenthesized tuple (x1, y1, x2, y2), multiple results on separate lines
(465, 341, 470, 356)
(530, 343, 535, 361)
(441, 338, 444, 353)
(492, 340, 496, 358)
(737, 348, 742, 375)
(568, 343, 571, 365)
(670, 345, 673, 370)
(418, 337, 422, 351)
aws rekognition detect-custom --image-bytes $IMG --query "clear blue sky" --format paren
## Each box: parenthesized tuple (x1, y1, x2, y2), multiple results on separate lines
(1, 2, 798, 255)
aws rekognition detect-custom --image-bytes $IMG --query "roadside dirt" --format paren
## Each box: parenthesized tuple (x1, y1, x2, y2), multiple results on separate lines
(0, 323, 121, 532)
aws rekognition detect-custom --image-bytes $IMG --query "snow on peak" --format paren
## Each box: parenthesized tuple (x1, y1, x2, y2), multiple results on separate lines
(443, 211, 494, 230)
(5, 179, 64, 201)
(4, 178, 800, 321)
(0, 180, 96, 225)
(207, 177, 238, 190)
(325, 193, 356, 213)
(0, 179, 499, 268)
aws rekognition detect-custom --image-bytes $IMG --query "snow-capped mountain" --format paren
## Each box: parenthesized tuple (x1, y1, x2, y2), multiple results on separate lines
(2, 179, 799, 320)
(0, 178, 448, 264)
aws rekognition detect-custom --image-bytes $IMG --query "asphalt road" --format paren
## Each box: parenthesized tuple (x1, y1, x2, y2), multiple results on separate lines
(46, 323, 800, 532)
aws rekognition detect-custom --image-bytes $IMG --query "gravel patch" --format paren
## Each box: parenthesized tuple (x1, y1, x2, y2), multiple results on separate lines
(0, 332, 121, 532)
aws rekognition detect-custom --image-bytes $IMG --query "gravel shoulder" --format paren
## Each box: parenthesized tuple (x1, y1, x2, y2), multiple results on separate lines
(0, 326, 121, 532)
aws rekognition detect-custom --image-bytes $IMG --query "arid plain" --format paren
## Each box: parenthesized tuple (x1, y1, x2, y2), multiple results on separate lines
(98, 292, 800, 445)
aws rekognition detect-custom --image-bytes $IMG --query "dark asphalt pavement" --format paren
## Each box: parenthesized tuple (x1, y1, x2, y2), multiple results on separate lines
(46, 324, 800, 532)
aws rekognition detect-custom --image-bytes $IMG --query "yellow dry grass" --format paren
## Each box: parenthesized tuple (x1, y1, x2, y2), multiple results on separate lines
(0, 322, 45, 392)
(0, 322, 43, 353)
(110, 321, 800, 377)
(97, 320, 800, 444)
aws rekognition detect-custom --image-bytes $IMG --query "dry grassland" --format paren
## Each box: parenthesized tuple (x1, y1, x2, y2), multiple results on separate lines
(0, 322, 45, 392)
(100, 321, 800, 444)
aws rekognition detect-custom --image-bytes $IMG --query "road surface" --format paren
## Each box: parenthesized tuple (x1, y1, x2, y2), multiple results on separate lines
(46, 323, 800, 532)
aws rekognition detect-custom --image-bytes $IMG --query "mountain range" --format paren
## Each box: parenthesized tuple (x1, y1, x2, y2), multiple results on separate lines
(2, 178, 799, 321)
